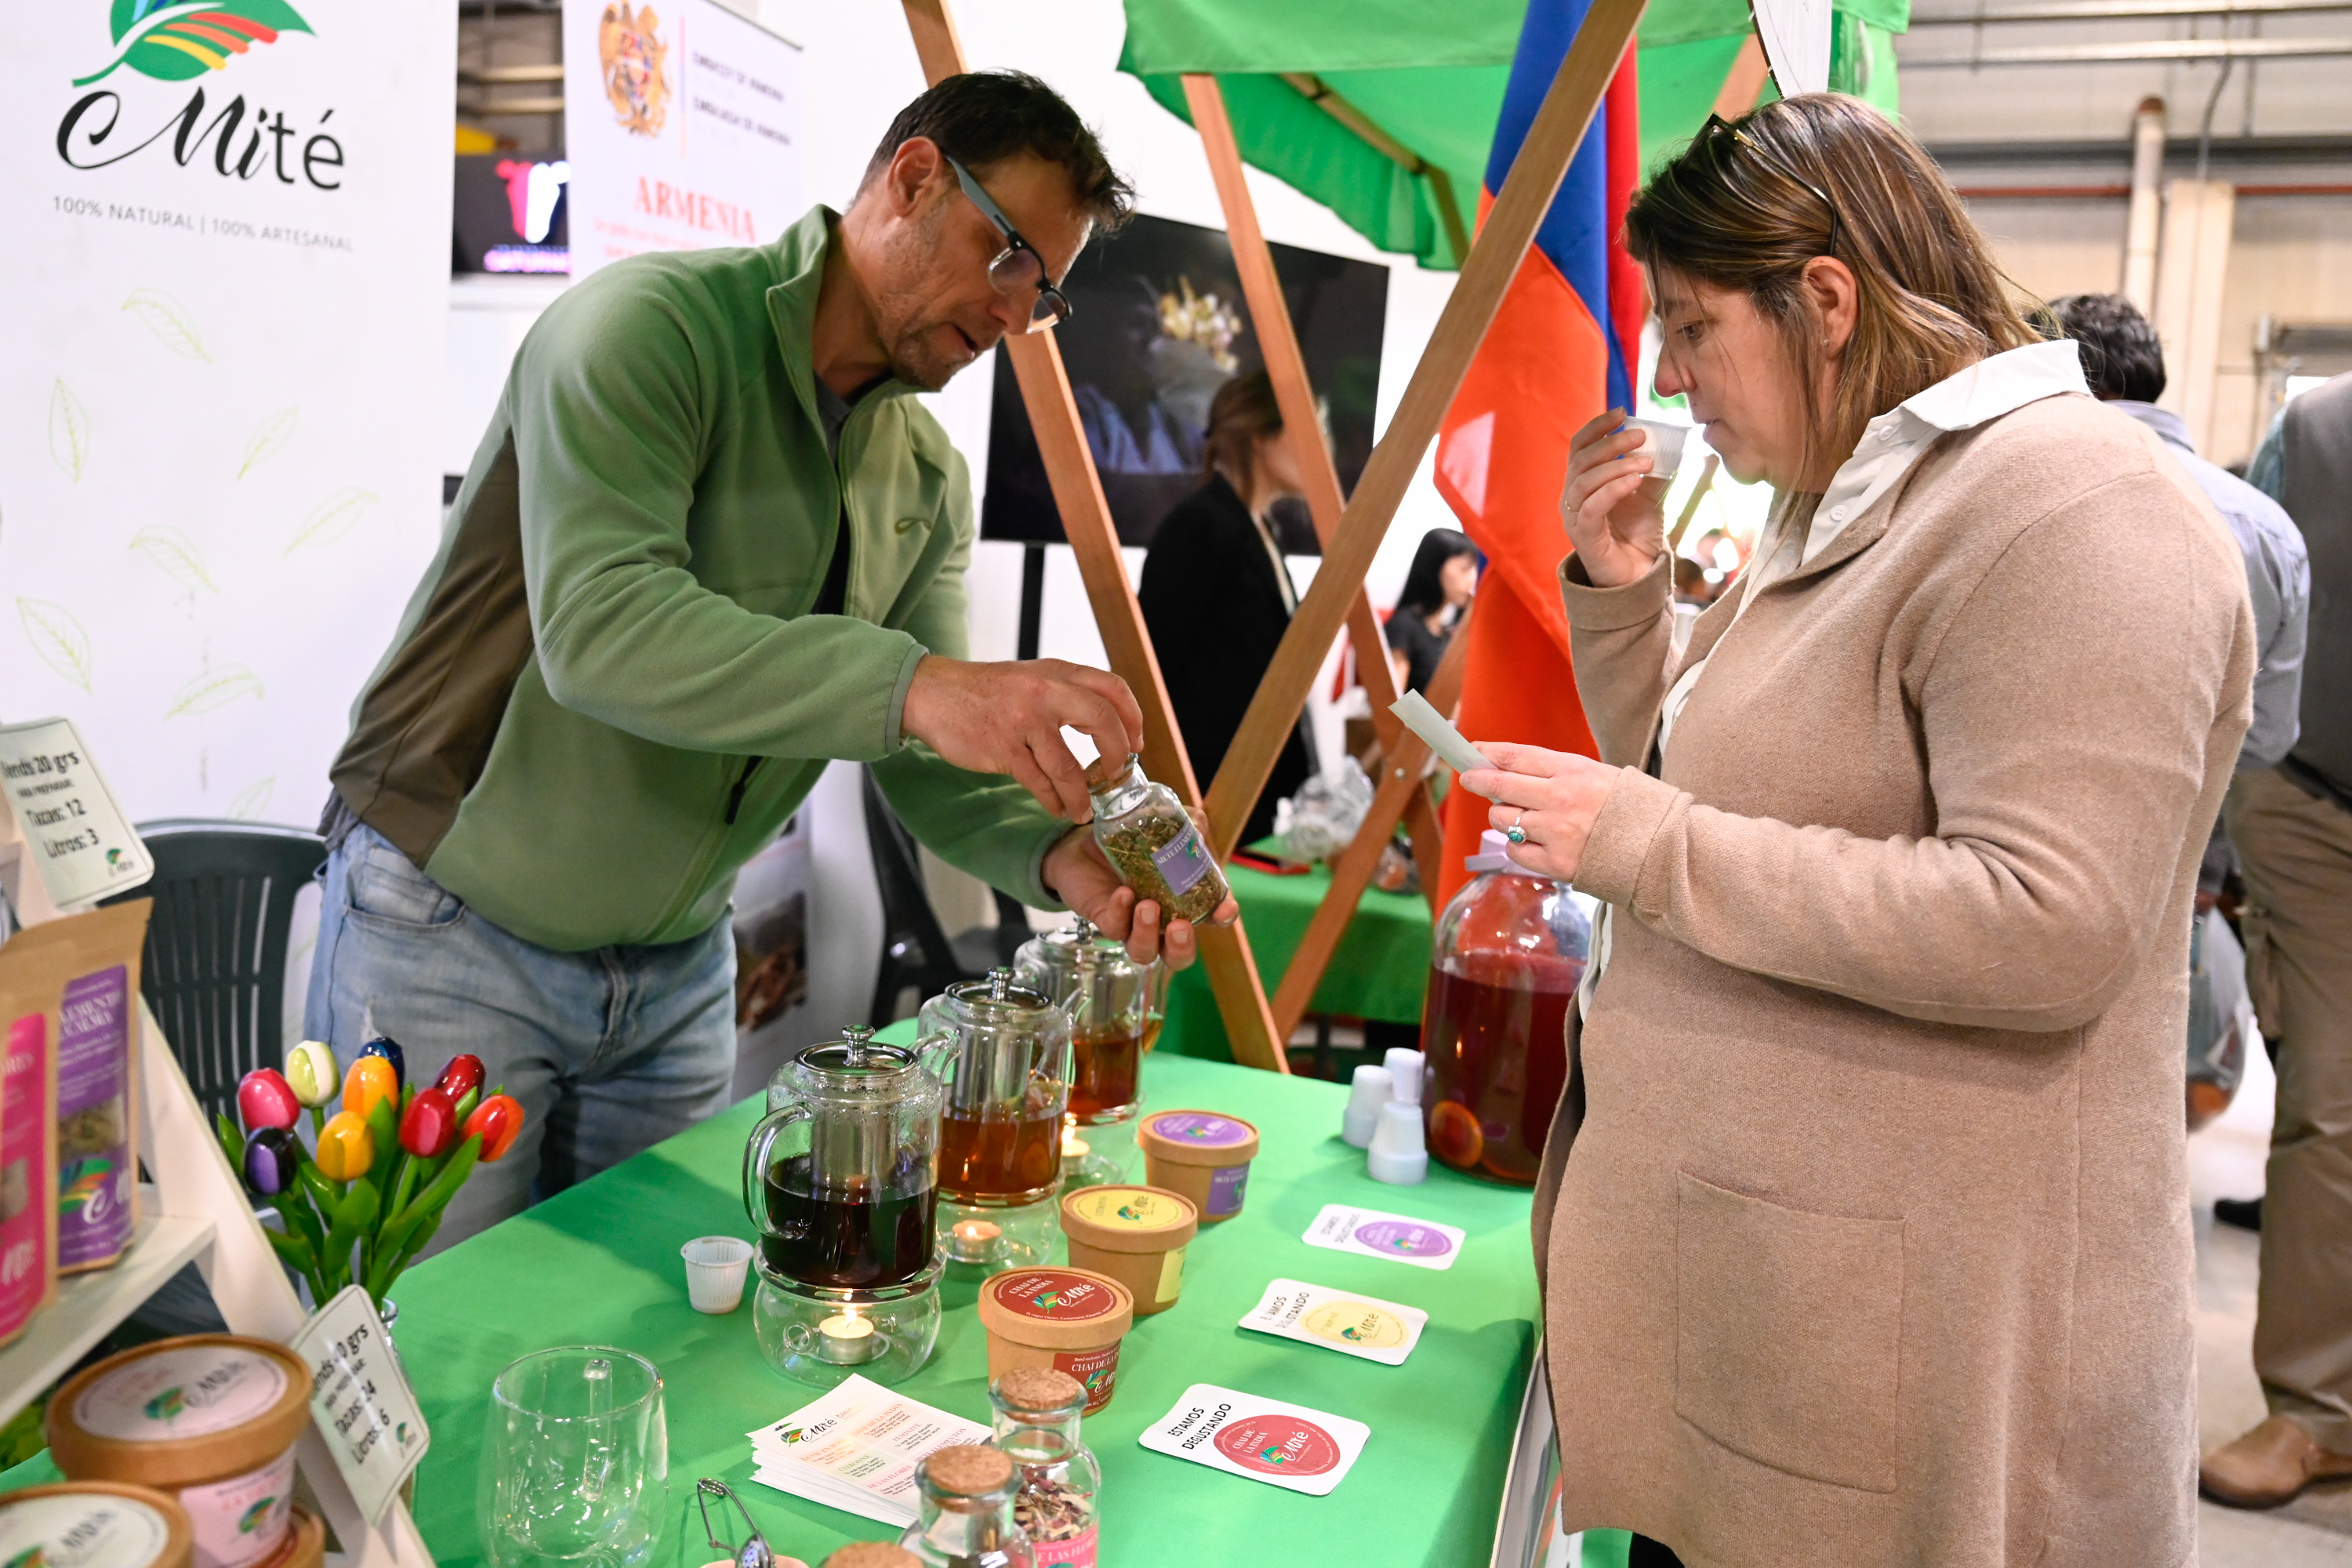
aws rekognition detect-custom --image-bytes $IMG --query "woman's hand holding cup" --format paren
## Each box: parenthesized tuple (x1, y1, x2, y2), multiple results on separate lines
(1563, 408, 1671, 589)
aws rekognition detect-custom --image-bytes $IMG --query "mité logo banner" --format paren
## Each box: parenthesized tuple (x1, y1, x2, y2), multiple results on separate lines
(0, 0, 455, 829)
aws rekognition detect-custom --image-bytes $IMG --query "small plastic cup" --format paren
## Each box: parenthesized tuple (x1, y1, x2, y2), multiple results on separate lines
(1624, 417, 1692, 481)
(1383, 1048, 1425, 1108)
(680, 1236, 753, 1314)
(1368, 1100, 1429, 1185)
(1341, 1065, 1393, 1149)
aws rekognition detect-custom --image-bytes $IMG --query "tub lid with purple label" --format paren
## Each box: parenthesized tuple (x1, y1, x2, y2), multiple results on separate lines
(1138, 1109, 1259, 1167)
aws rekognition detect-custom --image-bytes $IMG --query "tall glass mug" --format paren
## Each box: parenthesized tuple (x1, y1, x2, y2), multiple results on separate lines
(477, 1347, 669, 1568)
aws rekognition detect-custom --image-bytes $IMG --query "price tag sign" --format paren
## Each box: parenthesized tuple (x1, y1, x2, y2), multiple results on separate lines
(0, 717, 151, 909)
(291, 1287, 429, 1525)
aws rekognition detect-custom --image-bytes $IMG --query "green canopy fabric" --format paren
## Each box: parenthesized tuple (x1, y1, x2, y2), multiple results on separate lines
(1120, 0, 1907, 270)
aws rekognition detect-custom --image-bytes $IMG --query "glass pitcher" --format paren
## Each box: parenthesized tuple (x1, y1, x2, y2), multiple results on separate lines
(919, 970, 1071, 1209)
(1420, 830, 1592, 1186)
(743, 1027, 943, 1293)
(1013, 917, 1162, 1125)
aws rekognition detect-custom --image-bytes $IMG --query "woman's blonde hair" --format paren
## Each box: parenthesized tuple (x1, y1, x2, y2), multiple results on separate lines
(1624, 94, 2045, 482)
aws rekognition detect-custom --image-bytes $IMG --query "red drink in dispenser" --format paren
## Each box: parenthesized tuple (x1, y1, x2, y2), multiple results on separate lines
(1420, 832, 1591, 1185)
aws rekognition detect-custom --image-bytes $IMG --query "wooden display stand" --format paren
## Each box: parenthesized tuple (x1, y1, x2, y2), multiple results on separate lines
(900, 0, 1646, 1066)
(0, 806, 434, 1568)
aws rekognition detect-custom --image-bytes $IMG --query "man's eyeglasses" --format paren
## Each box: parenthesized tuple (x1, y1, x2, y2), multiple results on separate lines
(944, 154, 1074, 333)
(1697, 114, 1845, 260)
(695, 1479, 771, 1568)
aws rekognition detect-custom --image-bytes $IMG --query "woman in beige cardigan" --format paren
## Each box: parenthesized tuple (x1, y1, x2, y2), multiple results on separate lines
(1462, 97, 2254, 1566)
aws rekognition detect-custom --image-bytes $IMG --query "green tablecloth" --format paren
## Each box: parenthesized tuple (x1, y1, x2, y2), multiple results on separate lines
(1160, 862, 1434, 1061)
(387, 1047, 1533, 1566)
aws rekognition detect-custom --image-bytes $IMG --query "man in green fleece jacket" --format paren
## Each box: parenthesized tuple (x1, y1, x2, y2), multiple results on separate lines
(305, 71, 1232, 1247)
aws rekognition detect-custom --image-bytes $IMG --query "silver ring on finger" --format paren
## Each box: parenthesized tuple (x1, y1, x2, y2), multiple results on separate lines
(1505, 809, 1528, 845)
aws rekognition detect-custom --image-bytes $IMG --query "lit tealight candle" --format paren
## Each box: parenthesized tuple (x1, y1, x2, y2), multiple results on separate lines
(816, 1308, 878, 1364)
(947, 1218, 1003, 1263)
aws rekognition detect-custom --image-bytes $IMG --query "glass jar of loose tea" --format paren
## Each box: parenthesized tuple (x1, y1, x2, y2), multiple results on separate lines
(988, 1368, 1100, 1568)
(898, 1446, 1035, 1568)
(1084, 756, 1229, 926)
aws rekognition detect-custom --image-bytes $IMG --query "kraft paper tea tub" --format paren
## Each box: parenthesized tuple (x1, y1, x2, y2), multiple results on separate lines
(976, 1266, 1134, 1414)
(0, 1483, 194, 1568)
(47, 1335, 313, 1568)
(1137, 1110, 1259, 1222)
(1057, 1185, 1196, 1316)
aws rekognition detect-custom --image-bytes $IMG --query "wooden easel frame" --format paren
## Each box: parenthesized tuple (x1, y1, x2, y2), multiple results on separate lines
(900, 0, 1646, 1069)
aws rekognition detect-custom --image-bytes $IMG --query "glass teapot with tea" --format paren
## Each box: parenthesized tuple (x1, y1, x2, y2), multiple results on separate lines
(919, 970, 1073, 1210)
(745, 1026, 943, 1294)
(1012, 917, 1162, 1127)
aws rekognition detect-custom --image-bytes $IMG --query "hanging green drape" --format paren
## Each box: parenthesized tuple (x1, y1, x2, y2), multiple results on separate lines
(1119, 0, 1908, 270)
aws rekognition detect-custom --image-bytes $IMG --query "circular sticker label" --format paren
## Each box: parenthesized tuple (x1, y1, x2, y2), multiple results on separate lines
(1350, 1220, 1455, 1259)
(0, 1494, 172, 1568)
(74, 1347, 289, 1440)
(1069, 1188, 1185, 1232)
(1301, 1300, 1407, 1350)
(1213, 1414, 1343, 1477)
(1147, 1112, 1251, 1148)
(990, 1270, 1122, 1323)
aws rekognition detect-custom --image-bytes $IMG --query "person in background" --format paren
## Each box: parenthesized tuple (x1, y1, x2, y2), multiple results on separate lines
(310, 73, 1234, 1252)
(2198, 370, 2352, 1508)
(2050, 294, 2307, 778)
(1139, 370, 1317, 847)
(1474, 96, 2250, 1566)
(1385, 528, 1479, 695)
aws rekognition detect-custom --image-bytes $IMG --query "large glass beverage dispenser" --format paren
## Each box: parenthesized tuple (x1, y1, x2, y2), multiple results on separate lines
(1014, 917, 1163, 1185)
(743, 1026, 943, 1387)
(920, 970, 1073, 1270)
(1420, 831, 1592, 1185)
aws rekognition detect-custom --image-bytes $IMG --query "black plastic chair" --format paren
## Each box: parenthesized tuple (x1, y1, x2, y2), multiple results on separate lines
(862, 769, 1033, 1025)
(102, 818, 327, 1127)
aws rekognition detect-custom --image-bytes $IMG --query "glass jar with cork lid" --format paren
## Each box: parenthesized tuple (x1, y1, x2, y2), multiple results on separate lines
(1083, 756, 1229, 926)
(897, 1446, 1034, 1568)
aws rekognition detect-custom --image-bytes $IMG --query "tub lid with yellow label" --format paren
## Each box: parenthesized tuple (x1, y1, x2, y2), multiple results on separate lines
(0, 1483, 194, 1568)
(1136, 1109, 1259, 1167)
(976, 1266, 1134, 1349)
(1058, 1184, 1199, 1254)
(48, 1336, 313, 1491)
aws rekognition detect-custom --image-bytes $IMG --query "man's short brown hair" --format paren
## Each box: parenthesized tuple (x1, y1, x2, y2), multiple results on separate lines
(862, 71, 1134, 233)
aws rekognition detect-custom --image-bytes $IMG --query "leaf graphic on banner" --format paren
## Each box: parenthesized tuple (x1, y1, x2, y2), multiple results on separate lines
(129, 525, 218, 593)
(17, 600, 94, 693)
(82, 0, 314, 85)
(49, 380, 91, 481)
(236, 406, 299, 477)
(284, 488, 379, 554)
(122, 289, 210, 361)
(225, 776, 275, 820)
(165, 664, 265, 718)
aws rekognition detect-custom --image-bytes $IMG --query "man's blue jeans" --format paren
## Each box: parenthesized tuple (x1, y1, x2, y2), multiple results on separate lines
(303, 822, 738, 1252)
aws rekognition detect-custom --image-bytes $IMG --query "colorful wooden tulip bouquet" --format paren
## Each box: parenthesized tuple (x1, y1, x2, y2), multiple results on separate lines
(215, 1037, 524, 1309)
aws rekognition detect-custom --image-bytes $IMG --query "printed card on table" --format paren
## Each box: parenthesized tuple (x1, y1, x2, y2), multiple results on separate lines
(746, 1374, 988, 1528)
(1239, 1278, 1428, 1366)
(1139, 1383, 1370, 1497)
(1301, 1203, 1467, 1271)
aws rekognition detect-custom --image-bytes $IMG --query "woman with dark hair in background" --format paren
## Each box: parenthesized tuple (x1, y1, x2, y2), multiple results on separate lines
(1139, 370, 1316, 846)
(1385, 528, 1479, 695)
(1460, 95, 2252, 1565)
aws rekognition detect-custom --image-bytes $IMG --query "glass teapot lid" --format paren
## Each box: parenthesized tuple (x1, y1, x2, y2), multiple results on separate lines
(932, 967, 1060, 1029)
(786, 1025, 927, 1098)
(1018, 917, 1139, 982)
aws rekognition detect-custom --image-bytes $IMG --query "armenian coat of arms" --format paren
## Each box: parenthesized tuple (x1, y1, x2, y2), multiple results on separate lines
(598, 2, 670, 137)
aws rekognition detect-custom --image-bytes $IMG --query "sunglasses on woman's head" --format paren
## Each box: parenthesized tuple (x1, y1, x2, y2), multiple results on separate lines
(944, 153, 1075, 332)
(1697, 114, 1846, 260)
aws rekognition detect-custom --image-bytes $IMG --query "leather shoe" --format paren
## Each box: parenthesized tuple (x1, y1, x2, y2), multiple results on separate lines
(2201, 1417, 2352, 1508)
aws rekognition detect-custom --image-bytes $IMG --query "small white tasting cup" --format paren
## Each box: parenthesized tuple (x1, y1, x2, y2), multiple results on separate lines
(681, 1236, 754, 1314)
(1623, 417, 1692, 482)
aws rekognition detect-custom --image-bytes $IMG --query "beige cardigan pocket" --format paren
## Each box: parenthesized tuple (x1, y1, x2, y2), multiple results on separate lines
(1674, 1171, 1904, 1494)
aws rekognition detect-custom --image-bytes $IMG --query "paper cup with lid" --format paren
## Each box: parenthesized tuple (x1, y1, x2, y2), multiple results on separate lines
(977, 1265, 1134, 1414)
(0, 1483, 194, 1568)
(1137, 1109, 1259, 1222)
(1057, 1184, 1197, 1316)
(47, 1335, 312, 1568)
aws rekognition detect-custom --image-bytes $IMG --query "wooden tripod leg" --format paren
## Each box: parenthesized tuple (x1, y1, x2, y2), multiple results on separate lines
(902, 0, 1288, 1073)
(1266, 602, 1475, 1039)
(1199, 0, 1646, 860)
(1179, 71, 1446, 893)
